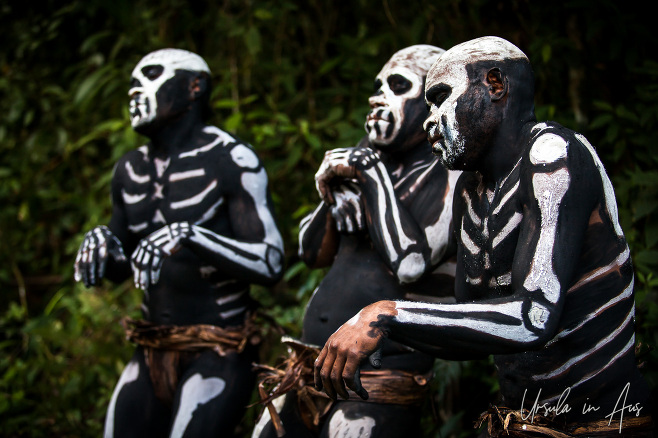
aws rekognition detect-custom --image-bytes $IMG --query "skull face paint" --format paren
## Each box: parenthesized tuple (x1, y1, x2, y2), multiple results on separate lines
(423, 37, 527, 170)
(129, 49, 210, 129)
(366, 45, 444, 152)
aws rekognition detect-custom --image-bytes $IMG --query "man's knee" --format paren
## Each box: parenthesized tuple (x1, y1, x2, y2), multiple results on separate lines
(252, 395, 287, 438)
(322, 402, 421, 438)
(170, 373, 227, 438)
(326, 408, 376, 437)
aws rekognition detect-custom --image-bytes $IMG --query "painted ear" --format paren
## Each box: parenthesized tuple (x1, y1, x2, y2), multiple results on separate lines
(189, 74, 209, 100)
(486, 68, 507, 101)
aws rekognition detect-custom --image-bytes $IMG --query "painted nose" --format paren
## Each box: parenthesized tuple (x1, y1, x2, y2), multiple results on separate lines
(423, 114, 437, 134)
(128, 88, 143, 98)
(368, 93, 386, 109)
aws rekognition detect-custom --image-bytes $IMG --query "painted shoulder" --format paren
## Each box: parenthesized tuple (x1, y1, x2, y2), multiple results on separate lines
(528, 122, 604, 173)
(199, 125, 261, 171)
(113, 145, 150, 178)
(228, 142, 261, 170)
(528, 122, 569, 165)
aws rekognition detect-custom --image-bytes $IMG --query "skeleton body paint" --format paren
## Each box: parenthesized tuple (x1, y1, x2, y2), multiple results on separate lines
(314, 37, 652, 431)
(256, 45, 459, 438)
(74, 49, 282, 437)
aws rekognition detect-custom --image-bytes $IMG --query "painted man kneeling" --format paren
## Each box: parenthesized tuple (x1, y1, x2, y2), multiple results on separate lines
(314, 36, 653, 437)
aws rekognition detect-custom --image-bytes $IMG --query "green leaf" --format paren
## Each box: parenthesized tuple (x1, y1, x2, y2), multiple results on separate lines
(244, 27, 261, 56)
(646, 221, 658, 249)
(73, 65, 114, 105)
(634, 250, 658, 266)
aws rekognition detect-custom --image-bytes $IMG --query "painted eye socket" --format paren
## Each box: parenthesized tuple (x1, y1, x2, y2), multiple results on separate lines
(372, 79, 383, 94)
(426, 84, 451, 107)
(141, 65, 164, 81)
(387, 74, 412, 95)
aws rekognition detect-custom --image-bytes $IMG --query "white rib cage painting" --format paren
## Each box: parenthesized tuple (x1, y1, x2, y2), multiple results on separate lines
(122, 127, 237, 233)
(459, 167, 522, 287)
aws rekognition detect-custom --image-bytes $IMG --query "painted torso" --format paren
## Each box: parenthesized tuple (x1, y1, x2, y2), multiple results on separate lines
(110, 126, 260, 327)
(303, 151, 454, 372)
(454, 122, 648, 417)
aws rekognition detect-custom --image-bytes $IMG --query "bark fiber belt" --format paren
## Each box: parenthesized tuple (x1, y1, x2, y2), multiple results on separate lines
(476, 405, 654, 437)
(253, 336, 433, 437)
(121, 315, 264, 405)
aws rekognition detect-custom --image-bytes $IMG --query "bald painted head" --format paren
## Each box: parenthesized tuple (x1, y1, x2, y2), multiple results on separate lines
(366, 44, 445, 152)
(423, 36, 535, 170)
(129, 48, 212, 133)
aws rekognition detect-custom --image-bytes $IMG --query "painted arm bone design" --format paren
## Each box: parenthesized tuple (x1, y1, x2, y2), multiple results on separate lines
(316, 146, 438, 283)
(130, 209, 284, 291)
(315, 150, 574, 400)
(74, 225, 127, 287)
(314, 147, 380, 204)
(184, 221, 284, 286)
(129, 142, 284, 290)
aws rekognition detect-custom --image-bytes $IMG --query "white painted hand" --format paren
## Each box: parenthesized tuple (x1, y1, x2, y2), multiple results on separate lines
(130, 222, 192, 290)
(330, 181, 366, 233)
(315, 148, 357, 205)
(74, 225, 127, 287)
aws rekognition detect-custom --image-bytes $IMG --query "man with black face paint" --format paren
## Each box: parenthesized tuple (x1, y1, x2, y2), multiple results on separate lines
(74, 49, 284, 438)
(253, 45, 460, 438)
(313, 37, 654, 436)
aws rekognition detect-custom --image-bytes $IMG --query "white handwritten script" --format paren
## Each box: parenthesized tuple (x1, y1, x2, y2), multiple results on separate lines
(520, 383, 643, 433)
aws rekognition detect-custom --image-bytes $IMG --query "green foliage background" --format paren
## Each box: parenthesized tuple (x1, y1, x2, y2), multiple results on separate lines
(1, 1, 656, 436)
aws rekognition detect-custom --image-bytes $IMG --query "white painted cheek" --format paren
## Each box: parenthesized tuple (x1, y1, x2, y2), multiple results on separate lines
(328, 409, 376, 437)
(170, 373, 226, 438)
(388, 92, 404, 139)
(141, 75, 165, 122)
(129, 63, 177, 126)
(439, 65, 469, 162)
(443, 99, 461, 148)
(390, 82, 421, 132)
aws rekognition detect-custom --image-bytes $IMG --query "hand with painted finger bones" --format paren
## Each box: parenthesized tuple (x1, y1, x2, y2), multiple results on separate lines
(330, 181, 366, 234)
(314, 301, 394, 401)
(315, 147, 380, 205)
(130, 221, 192, 290)
(74, 225, 127, 287)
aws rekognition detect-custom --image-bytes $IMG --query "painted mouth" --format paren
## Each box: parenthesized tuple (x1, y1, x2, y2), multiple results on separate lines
(129, 95, 150, 124)
(427, 129, 445, 156)
(129, 99, 140, 119)
(366, 108, 393, 123)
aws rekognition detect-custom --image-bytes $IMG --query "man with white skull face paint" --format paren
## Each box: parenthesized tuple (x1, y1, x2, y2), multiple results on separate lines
(129, 49, 213, 130)
(314, 37, 654, 436)
(74, 49, 284, 437)
(253, 45, 462, 438)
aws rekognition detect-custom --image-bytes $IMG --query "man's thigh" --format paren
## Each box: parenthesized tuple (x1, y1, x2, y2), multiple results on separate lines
(251, 392, 316, 438)
(104, 348, 169, 438)
(169, 347, 258, 438)
(320, 401, 422, 438)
